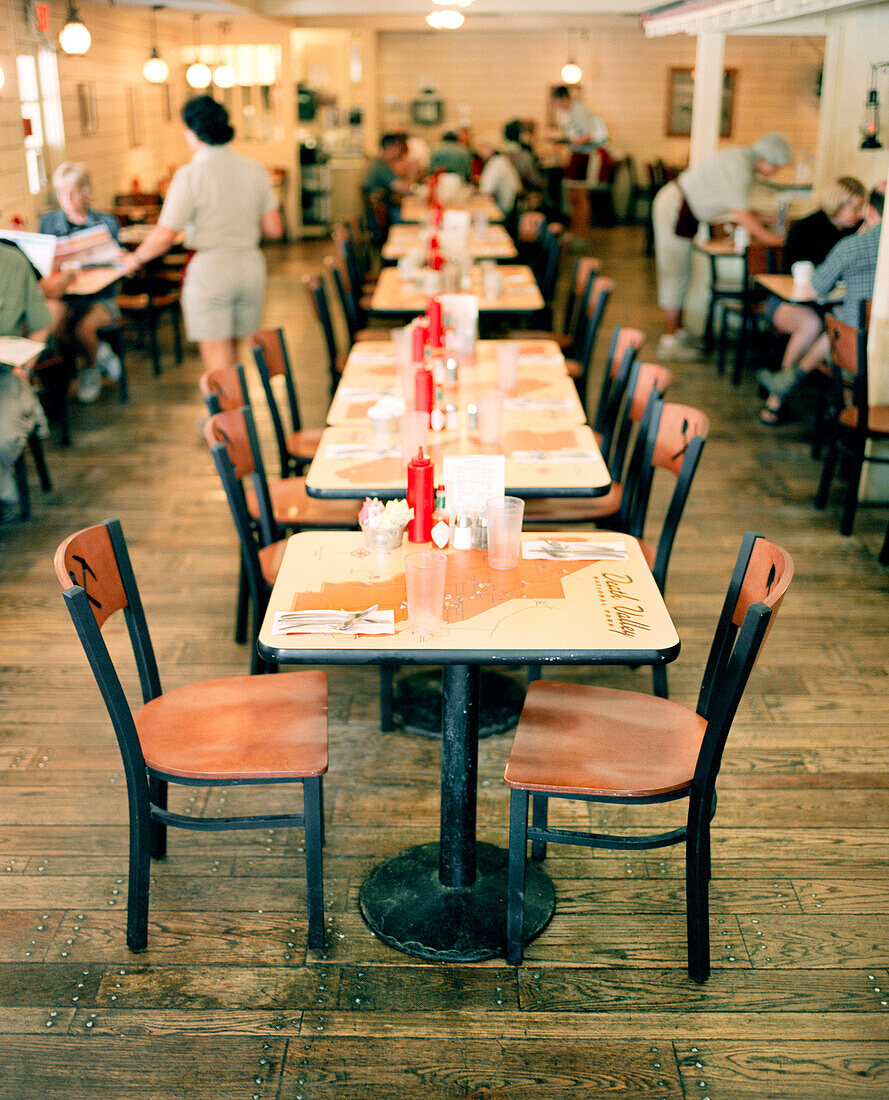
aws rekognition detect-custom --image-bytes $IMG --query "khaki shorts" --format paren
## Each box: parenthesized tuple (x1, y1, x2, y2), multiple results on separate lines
(181, 248, 266, 341)
(652, 181, 693, 312)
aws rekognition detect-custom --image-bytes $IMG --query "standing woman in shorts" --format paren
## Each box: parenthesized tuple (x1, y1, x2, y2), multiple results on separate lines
(120, 96, 283, 372)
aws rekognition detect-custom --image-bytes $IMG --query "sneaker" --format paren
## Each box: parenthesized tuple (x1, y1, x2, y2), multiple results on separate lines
(756, 365, 804, 399)
(95, 341, 122, 382)
(656, 333, 702, 362)
(77, 364, 102, 403)
(674, 328, 703, 350)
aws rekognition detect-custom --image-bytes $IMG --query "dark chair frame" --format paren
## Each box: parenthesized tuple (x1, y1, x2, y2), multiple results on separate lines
(506, 531, 793, 980)
(250, 328, 315, 478)
(55, 519, 325, 952)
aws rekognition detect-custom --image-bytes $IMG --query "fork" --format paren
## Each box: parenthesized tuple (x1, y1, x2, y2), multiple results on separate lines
(277, 604, 379, 630)
(541, 540, 626, 559)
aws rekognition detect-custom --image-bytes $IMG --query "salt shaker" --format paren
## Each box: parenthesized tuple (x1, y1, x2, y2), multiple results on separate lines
(472, 514, 488, 550)
(452, 514, 473, 550)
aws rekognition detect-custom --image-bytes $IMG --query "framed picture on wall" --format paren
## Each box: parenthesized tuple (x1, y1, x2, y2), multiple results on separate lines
(77, 84, 97, 136)
(666, 68, 736, 138)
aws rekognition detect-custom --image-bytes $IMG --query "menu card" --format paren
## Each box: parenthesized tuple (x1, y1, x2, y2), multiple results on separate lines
(443, 454, 506, 517)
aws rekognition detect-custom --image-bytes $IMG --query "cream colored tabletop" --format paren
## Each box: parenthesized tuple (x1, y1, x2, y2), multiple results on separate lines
(382, 223, 517, 262)
(305, 421, 609, 499)
(64, 266, 122, 296)
(400, 193, 504, 224)
(370, 265, 543, 315)
(328, 340, 583, 426)
(259, 530, 680, 663)
(755, 273, 845, 305)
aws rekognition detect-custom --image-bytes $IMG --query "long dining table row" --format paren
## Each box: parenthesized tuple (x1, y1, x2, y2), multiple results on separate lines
(256, 218, 681, 962)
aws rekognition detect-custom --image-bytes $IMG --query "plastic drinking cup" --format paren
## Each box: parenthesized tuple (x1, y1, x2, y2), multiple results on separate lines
(399, 410, 428, 465)
(791, 260, 815, 288)
(404, 550, 448, 636)
(496, 342, 520, 396)
(477, 389, 503, 444)
(486, 496, 524, 570)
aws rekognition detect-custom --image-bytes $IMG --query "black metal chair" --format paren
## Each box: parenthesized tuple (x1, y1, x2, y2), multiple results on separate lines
(504, 531, 793, 979)
(250, 328, 323, 478)
(55, 519, 327, 952)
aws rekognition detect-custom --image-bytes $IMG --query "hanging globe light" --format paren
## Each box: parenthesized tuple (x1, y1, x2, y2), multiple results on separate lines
(186, 61, 212, 89)
(59, 1, 91, 55)
(143, 7, 169, 85)
(560, 62, 582, 85)
(426, 9, 464, 29)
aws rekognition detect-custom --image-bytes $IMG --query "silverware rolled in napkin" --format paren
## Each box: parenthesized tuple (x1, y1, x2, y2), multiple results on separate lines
(540, 540, 628, 560)
(275, 604, 380, 630)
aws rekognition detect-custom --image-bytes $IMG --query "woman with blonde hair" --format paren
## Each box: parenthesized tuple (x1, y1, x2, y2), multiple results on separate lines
(757, 176, 865, 424)
(40, 161, 122, 403)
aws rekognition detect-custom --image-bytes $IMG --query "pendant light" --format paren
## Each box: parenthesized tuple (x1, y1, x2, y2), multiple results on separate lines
(143, 6, 169, 85)
(213, 22, 236, 89)
(58, 0, 91, 56)
(426, 9, 464, 29)
(861, 61, 889, 150)
(560, 29, 582, 86)
(186, 15, 212, 90)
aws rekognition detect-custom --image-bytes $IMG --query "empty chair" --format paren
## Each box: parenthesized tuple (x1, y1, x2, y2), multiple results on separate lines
(564, 276, 616, 405)
(504, 256, 600, 354)
(504, 531, 793, 979)
(10, 428, 52, 521)
(302, 274, 347, 397)
(590, 325, 647, 451)
(250, 328, 323, 478)
(815, 313, 889, 536)
(714, 242, 781, 384)
(323, 255, 385, 347)
(55, 519, 327, 952)
(117, 273, 183, 377)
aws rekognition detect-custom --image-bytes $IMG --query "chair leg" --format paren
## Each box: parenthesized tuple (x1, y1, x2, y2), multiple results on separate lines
(652, 663, 668, 699)
(506, 788, 529, 965)
(126, 790, 152, 952)
(530, 793, 549, 862)
(12, 454, 30, 521)
(303, 776, 325, 950)
(714, 305, 728, 377)
(731, 312, 750, 386)
(880, 520, 889, 566)
(235, 553, 249, 645)
(814, 441, 839, 511)
(148, 314, 162, 376)
(172, 308, 184, 364)
(379, 661, 396, 732)
(27, 433, 52, 492)
(526, 664, 543, 685)
(148, 776, 168, 859)
(685, 794, 711, 983)
(840, 452, 865, 536)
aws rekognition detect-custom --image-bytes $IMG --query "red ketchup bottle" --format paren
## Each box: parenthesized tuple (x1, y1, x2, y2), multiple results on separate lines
(426, 296, 443, 348)
(407, 449, 434, 543)
(414, 365, 434, 418)
(411, 323, 427, 366)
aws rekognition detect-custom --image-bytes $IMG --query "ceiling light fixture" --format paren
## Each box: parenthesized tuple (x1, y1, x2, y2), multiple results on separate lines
(58, 0, 91, 56)
(186, 15, 212, 90)
(213, 22, 236, 89)
(426, 9, 464, 29)
(142, 6, 169, 85)
(560, 29, 582, 85)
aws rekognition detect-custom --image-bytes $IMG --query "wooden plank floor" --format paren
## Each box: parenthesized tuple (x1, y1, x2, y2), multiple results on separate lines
(1, 227, 888, 1098)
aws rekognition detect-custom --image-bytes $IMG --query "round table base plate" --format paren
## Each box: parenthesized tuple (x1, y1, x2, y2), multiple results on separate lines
(394, 669, 526, 739)
(359, 841, 554, 962)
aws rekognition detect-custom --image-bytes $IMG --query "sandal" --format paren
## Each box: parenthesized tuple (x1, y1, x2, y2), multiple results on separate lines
(759, 399, 786, 426)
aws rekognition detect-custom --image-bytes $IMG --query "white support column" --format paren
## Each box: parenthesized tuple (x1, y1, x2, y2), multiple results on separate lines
(862, 159, 889, 501)
(684, 32, 726, 335)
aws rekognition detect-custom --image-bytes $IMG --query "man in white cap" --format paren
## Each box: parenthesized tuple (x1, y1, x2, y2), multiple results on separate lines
(652, 132, 792, 361)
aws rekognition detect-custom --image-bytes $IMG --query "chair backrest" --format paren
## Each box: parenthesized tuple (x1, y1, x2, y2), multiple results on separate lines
(517, 210, 546, 244)
(203, 414, 273, 631)
(607, 361, 673, 481)
(54, 520, 160, 787)
(591, 324, 645, 436)
(631, 400, 709, 594)
(324, 254, 360, 342)
(302, 273, 342, 397)
(572, 276, 616, 399)
(199, 363, 249, 416)
(824, 312, 869, 439)
(251, 328, 303, 480)
(560, 257, 600, 355)
(537, 227, 562, 304)
(203, 405, 279, 545)
(333, 224, 364, 302)
(694, 532, 793, 795)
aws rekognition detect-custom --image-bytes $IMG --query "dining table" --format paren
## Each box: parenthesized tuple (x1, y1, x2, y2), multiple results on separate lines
(754, 273, 845, 305)
(400, 193, 504, 224)
(369, 265, 544, 319)
(327, 339, 585, 427)
(382, 223, 517, 263)
(258, 530, 680, 961)
(62, 265, 122, 296)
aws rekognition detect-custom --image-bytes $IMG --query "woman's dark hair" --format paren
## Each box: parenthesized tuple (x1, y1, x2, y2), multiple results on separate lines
(181, 96, 234, 146)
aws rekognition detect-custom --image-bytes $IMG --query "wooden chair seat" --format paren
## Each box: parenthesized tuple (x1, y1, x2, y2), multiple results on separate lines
(258, 539, 287, 585)
(245, 478, 360, 529)
(286, 427, 326, 462)
(117, 290, 179, 311)
(523, 482, 622, 524)
(135, 671, 328, 782)
(505, 680, 707, 797)
(564, 358, 582, 379)
(838, 404, 889, 434)
(354, 329, 392, 343)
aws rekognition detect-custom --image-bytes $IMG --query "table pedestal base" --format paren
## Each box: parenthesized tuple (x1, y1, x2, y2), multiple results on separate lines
(394, 669, 526, 740)
(359, 841, 554, 962)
